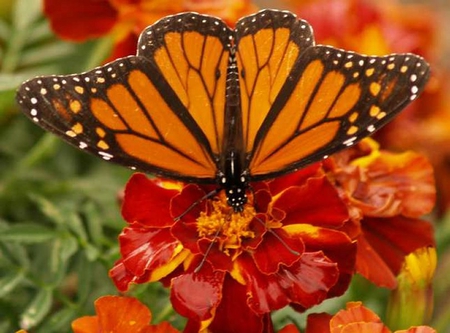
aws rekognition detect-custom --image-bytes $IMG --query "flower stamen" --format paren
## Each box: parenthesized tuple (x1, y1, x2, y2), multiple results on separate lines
(196, 195, 256, 254)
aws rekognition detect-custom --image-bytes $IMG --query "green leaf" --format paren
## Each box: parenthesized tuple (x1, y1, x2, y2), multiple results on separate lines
(76, 255, 93, 304)
(0, 72, 32, 91)
(30, 194, 67, 226)
(0, 241, 30, 268)
(83, 201, 104, 246)
(20, 41, 78, 68)
(26, 19, 53, 45)
(12, 0, 41, 31)
(37, 307, 77, 333)
(0, 223, 57, 243)
(84, 243, 100, 261)
(0, 271, 25, 297)
(48, 236, 78, 285)
(65, 212, 88, 241)
(20, 288, 53, 329)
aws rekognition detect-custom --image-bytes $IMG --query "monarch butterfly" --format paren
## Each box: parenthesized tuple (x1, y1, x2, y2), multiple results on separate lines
(17, 9, 429, 212)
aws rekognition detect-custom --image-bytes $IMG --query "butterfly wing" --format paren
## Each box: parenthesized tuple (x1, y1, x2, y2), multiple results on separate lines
(234, 10, 314, 157)
(139, 12, 232, 159)
(16, 13, 232, 183)
(235, 10, 430, 180)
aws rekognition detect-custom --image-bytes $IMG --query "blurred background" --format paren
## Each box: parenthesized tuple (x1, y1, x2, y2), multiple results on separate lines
(0, 0, 449, 332)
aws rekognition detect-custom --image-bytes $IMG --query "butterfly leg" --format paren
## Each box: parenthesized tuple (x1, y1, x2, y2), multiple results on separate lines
(174, 188, 222, 222)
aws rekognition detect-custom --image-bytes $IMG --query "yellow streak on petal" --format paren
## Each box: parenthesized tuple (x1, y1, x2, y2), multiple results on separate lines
(149, 246, 190, 282)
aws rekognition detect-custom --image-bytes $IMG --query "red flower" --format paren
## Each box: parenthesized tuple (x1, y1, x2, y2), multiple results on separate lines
(325, 138, 436, 288)
(71, 295, 179, 333)
(43, 0, 258, 59)
(305, 302, 436, 333)
(109, 166, 356, 331)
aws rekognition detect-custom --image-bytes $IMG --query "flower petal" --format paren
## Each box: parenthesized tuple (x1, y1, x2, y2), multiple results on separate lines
(170, 184, 210, 222)
(252, 230, 304, 274)
(363, 216, 435, 276)
(306, 313, 332, 333)
(283, 226, 356, 297)
(355, 236, 397, 288)
(122, 173, 179, 227)
(118, 225, 180, 277)
(73, 296, 152, 333)
(206, 275, 270, 333)
(268, 163, 322, 195)
(170, 261, 225, 321)
(44, 0, 117, 41)
(240, 251, 339, 313)
(274, 177, 348, 228)
(72, 316, 99, 333)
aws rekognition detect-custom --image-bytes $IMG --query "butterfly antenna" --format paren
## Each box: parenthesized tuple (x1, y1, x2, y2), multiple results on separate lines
(174, 188, 221, 222)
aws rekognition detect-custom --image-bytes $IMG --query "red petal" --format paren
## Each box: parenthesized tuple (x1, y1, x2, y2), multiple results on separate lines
(288, 227, 356, 297)
(306, 313, 332, 333)
(355, 236, 397, 288)
(122, 173, 179, 228)
(279, 323, 302, 333)
(207, 275, 271, 333)
(268, 164, 322, 195)
(109, 259, 150, 292)
(252, 230, 304, 274)
(363, 216, 435, 276)
(240, 251, 339, 313)
(170, 184, 208, 222)
(170, 262, 225, 321)
(106, 33, 139, 61)
(119, 225, 178, 276)
(43, 0, 117, 41)
(171, 218, 202, 254)
(274, 177, 348, 228)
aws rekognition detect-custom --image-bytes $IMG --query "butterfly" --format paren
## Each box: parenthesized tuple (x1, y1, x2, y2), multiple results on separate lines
(16, 9, 430, 212)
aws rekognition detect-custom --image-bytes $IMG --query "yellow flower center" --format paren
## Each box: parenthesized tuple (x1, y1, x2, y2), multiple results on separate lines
(196, 194, 256, 257)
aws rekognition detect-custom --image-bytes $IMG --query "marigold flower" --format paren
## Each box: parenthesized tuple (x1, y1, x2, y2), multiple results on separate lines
(110, 167, 356, 331)
(71, 295, 179, 333)
(306, 301, 437, 333)
(387, 247, 436, 330)
(325, 138, 435, 288)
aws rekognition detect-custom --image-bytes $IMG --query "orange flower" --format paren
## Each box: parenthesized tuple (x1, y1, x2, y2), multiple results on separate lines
(71, 295, 179, 333)
(306, 302, 437, 333)
(325, 138, 436, 288)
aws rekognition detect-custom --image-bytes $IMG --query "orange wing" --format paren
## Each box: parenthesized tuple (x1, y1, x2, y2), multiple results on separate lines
(235, 10, 430, 180)
(234, 10, 314, 156)
(16, 13, 232, 183)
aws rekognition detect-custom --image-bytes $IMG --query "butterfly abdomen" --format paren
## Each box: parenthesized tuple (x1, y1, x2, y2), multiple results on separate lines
(218, 44, 249, 212)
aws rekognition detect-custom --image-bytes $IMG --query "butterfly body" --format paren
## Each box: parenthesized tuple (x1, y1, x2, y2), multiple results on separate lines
(16, 9, 430, 211)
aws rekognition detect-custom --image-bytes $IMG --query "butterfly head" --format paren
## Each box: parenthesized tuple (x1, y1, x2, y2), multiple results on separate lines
(219, 151, 249, 212)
